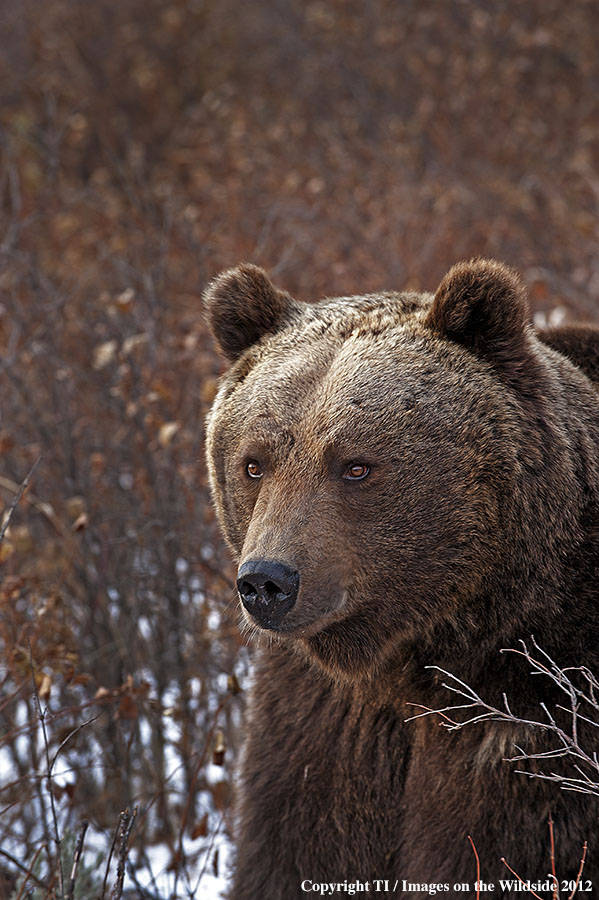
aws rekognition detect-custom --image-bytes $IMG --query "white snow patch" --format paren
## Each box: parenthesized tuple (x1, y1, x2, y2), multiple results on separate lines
(176, 557, 189, 575)
(207, 610, 221, 631)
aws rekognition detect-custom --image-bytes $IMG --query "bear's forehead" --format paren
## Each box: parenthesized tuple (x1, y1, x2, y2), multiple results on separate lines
(216, 296, 499, 454)
(237, 325, 449, 432)
(215, 305, 507, 471)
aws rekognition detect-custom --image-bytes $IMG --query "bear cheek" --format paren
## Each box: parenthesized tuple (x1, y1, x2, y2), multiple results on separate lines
(342, 472, 497, 630)
(213, 477, 258, 559)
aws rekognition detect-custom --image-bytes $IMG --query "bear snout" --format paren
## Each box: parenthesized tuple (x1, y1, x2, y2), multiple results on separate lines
(236, 559, 300, 629)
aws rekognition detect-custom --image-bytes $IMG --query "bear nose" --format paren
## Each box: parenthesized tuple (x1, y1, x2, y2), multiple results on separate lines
(236, 560, 299, 629)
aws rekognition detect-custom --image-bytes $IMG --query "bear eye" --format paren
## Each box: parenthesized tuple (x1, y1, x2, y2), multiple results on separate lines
(343, 463, 370, 481)
(246, 460, 263, 479)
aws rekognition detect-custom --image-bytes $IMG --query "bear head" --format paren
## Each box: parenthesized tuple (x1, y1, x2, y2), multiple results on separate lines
(204, 261, 582, 679)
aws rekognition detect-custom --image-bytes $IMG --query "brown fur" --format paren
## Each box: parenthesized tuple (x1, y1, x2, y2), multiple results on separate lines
(204, 259, 599, 899)
(539, 323, 599, 385)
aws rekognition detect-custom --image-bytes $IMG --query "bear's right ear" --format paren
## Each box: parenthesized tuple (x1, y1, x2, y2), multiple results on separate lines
(203, 264, 297, 362)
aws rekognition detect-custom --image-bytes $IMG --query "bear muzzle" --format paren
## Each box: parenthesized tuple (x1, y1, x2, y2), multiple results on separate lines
(237, 559, 300, 629)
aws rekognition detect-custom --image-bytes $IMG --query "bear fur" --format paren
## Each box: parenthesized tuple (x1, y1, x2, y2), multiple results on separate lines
(204, 260, 599, 899)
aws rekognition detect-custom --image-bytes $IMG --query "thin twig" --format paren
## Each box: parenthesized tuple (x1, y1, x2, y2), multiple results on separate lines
(102, 813, 123, 900)
(66, 820, 89, 900)
(175, 697, 228, 894)
(0, 848, 46, 889)
(30, 646, 64, 899)
(0, 455, 41, 544)
(51, 715, 100, 772)
(567, 842, 588, 900)
(111, 806, 138, 900)
(467, 835, 480, 900)
(548, 814, 558, 900)
(500, 857, 544, 899)
(193, 811, 225, 896)
(13, 846, 43, 900)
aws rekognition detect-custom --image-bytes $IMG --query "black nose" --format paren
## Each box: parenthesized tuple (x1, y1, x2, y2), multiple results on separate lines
(237, 559, 299, 628)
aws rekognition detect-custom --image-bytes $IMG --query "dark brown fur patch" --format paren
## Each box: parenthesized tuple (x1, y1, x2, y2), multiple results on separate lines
(539, 323, 599, 384)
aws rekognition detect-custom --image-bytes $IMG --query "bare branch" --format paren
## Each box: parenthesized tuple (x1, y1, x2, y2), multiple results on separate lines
(30, 648, 64, 899)
(111, 807, 138, 900)
(0, 456, 41, 545)
(406, 639, 599, 797)
(66, 821, 89, 900)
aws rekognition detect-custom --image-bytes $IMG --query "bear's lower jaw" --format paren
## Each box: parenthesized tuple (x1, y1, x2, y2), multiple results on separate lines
(243, 607, 344, 638)
(298, 614, 402, 681)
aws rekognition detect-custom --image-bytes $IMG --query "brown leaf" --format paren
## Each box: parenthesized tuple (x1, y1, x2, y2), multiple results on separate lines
(190, 813, 209, 840)
(12, 525, 33, 553)
(211, 779, 231, 811)
(122, 333, 148, 358)
(94, 686, 111, 700)
(117, 695, 138, 719)
(93, 339, 118, 369)
(167, 851, 183, 872)
(158, 421, 180, 447)
(89, 453, 105, 477)
(38, 672, 52, 702)
(71, 512, 89, 532)
(227, 672, 242, 695)
(65, 496, 86, 520)
(213, 728, 226, 766)
(116, 287, 135, 310)
(0, 538, 14, 563)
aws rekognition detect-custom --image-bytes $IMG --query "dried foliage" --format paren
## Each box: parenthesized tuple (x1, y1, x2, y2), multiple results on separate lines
(1, 0, 598, 896)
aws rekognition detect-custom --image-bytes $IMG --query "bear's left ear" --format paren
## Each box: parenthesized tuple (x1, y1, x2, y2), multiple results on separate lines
(424, 259, 533, 378)
(203, 264, 299, 362)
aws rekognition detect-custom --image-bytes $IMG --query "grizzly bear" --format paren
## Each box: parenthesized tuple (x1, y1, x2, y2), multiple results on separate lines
(204, 260, 599, 899)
